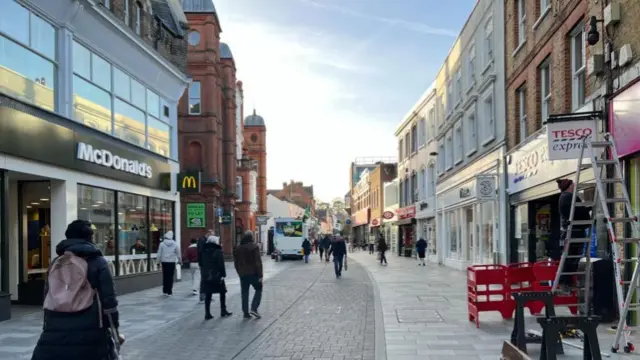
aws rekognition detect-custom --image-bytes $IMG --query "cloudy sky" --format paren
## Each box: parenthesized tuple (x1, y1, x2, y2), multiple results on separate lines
(214, 0, 476, 202)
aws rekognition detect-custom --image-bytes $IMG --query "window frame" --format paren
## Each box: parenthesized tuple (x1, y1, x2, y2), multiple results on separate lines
(419, 118, 427, 147)
(484, 17, 494, 66)
(445, 132, 454, 170)
(428, 107, 436, 142)
(135, 1, 142, 35)
(398, 139, 404, 161)
(517, 0, 526, 46)
(188, 81, 202, 115)
(455, 69, 462, 105)
(518, 86, 527, 143)
(124, 0, 130, 26)
(570, 23, 586, 110)
(481, 88, 495, 145)
(467, 44, 476, 89)
(465, 106, 477, 156)
(540, 59, 551, 124)
(454, 122, 463, 165)
(411, 124, 418, 153)
(437, 140, 445, 175)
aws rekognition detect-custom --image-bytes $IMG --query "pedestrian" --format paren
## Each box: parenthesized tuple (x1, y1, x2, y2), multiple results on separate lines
(416, 237, 427, 266)
(234, 231, 263, 319)
(183, 238, 200, 296)
(199, 235, 232, 320)
(313, 238, 319, 254)
(31, 220, 121, 360)
(368, 235, 375, 254)
(320, 235, 330, 262)
(157, 231, 181, 296)
(302, 237, 312, 263)
(329, 235, 347, 278)
(378, 235, 388, 265)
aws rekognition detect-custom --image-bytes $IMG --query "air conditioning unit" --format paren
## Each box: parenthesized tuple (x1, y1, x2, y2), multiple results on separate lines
(604, 3, 620, 27)
(588, 54, 605, 76)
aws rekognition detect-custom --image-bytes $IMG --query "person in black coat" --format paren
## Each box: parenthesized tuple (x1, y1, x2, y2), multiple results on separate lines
(556, 178, 592, 287)
(199, 235, 232, 320)
(31, 220, 120, 360)
(377, 236, 388, 265)
(302, 238, 312, 263)
(329, 236, 347, 278)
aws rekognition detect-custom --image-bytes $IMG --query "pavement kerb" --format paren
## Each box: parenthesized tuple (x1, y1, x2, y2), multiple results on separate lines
(349, 253, 387, 360)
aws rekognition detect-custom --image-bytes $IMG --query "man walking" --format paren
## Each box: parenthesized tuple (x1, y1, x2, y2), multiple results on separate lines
(329, 235, 347, 278)
(368, 235, 375, 254)
(234, 231, 263, 319)
(320, 235, 331, 262)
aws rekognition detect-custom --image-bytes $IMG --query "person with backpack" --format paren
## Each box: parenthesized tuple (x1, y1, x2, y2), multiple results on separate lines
(200, 235, 232, 320)
(157, 231, 181, 296)
(31, 220, 121, 360)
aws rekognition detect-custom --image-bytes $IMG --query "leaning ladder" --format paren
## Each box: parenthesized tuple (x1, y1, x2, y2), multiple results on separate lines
(551, 133, 640, 354)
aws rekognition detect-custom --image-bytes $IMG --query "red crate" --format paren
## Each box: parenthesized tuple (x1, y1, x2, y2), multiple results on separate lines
(467, 264, 512, 328)
(530, 260, 578, 315)
(505, 262, 540, 316)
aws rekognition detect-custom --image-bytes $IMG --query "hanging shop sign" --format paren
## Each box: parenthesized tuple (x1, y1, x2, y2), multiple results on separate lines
(611, 81, 640, 157)
(476, 175, 496, 201)
(382, 211, 394, 219)
(546, 119, 597, 160)
(395, 206, 416, 220)
(176, 171, 201, 194)
(371, 218, 380, 227)
(256, 215, 270, 225)
(186, 203, 206, 228)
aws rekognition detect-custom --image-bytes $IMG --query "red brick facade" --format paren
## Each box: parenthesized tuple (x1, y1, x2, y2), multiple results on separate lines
(268, 181, 316, 217)
(243, 121, 267, 215)
(178, 11, 237, 255)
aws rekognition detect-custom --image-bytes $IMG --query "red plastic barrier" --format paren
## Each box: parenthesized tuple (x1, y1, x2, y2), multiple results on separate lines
(505, 262, 540, 316)
(531, 260, 578, 315)
(467, 264, 512, 328)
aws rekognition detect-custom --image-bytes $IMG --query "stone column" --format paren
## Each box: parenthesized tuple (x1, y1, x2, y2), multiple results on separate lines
(50, 179, 78, 260)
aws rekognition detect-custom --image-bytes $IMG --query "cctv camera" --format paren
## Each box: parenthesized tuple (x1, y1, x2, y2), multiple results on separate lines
(587, 16, 600, 46)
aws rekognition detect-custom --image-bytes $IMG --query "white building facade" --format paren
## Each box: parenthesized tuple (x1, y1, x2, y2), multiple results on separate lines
(433, 0, 507, 269)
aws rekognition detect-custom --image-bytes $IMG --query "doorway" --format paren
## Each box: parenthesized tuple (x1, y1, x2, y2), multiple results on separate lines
(18, 181, 51, 305)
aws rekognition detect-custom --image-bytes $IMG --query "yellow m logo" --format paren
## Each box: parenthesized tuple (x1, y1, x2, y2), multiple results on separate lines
(182, 176, 197, 189)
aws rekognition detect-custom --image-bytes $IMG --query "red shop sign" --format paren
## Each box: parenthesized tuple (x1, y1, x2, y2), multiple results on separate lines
(395, 206, 416, 219)
(371, 219, 379, 226)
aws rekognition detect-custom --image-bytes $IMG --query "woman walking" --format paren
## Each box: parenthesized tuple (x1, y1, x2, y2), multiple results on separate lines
(157, 231, 181, 296)
(302, 238, 312, 263)
(377, 235, 388, 266)
(200, 235, 232, 320)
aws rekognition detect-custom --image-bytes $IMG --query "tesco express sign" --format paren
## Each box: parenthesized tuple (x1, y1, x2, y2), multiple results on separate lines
(546, 119, 597, 160)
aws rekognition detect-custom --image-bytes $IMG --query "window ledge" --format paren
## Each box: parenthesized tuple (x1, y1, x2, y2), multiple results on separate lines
(455, 100, 462, 109)
(446, 165, 453, 171)
(481, 136, 495, 147)
(466, 148, 477, 157)
(419, 144, 426, 151)
(454, 158, 463, 166)
(482, 61, 493, 75)
(512, 40, 526, 57)
(533, 6, 551, 30)
(466, 81, 476, 95)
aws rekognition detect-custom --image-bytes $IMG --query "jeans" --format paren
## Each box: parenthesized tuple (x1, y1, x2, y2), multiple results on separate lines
(304, 254, 309, 263)
(369, 244, 374, 254)
(240, 275, 263, 314)
(161, 262, 176, 295)
(334, 254, 344, 276)
(380, 251, 387, 264)
(189, 263, 201, 291)
(319, 248, 324, 259)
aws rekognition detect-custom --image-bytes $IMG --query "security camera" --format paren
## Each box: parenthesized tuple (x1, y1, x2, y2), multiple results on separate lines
(587, 16, 600, 46)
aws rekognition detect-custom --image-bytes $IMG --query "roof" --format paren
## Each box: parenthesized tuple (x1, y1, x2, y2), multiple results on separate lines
(245, 109, 266, 127)
(220, 42, 233, 59)
(151, 0, 186, 36)
(180, 0, 216, 13)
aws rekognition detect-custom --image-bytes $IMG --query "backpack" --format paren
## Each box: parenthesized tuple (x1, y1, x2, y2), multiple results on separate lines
(43, 251, 97, 314)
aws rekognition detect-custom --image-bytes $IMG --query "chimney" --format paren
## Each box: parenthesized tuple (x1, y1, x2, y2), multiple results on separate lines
(282, 182, 287, 188)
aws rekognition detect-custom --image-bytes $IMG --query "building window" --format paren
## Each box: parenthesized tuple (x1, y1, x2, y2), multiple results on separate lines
(150, 198, 173, 266)
(454, 124, 463, 164)
(455, 70, 462, 104)
(411, 173, 417, 203)
(428, 108, 436, 141)
(540, 59, 551, 125)
(77, 185, 116, 274)
(398, 139, 403, 161)
(0, 2, 56, 112)
(189, 81, 201, 115)
(404, 132, 410, 158)
(518, 86, 527, 142)
(468, 44, 475, 88)
(466, 109, 477, 155)
(446, 80, 453, 114)
(438, 141, 445, 175)
(445, 134, 453, 170)
(411, 125, 418, 153)
(570, 24, 586, 110)
(484, 18, 494, 66)
(135, 1, 142, 35)
(449, 211, 458, 255)
(420, 168, 427, 200)
(436, 96, 444, 127)
(236, 176, 243, 201)
(517, 0, 526, 46)
(428, 165, 436, 197)
(118, 191, 148, 273)
(188, 31, 200, 46)
(104, 0, 111, 8)
(404, 177, 410, 206)
(482, 91, 495, 143)
(540, 0, 550, 14)
(419, 118, 426, 147)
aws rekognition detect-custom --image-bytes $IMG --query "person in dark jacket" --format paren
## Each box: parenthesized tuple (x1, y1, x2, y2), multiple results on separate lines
(329, 236, 347, 278)
(199, 235, 231, 320)
(556, 178, 592, 287)
(416, 238, 428, 266)
(234, 231, 263, 319)
(32, 220, 120, 360)
(377, 235, 388, 265)
(320, 235, 331, 262)
(302, 238, 312, 263)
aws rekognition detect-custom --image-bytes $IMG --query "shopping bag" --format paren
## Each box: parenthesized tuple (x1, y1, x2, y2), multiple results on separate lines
(344, 256, 348, 271)
(106, 310, 124, 360)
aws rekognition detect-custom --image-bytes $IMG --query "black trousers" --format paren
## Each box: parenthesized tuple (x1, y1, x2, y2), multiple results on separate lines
(369, 244, 374, 254)
(161, 262, 176, 294)
(204, 292, 226, 315)
(558, 230, 586, 286)
(380, 251, 387, 264)
(319, 248, 324, 259)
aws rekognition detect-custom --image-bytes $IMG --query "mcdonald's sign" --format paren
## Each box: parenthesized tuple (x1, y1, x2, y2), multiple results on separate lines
(177, 171, 201, 194)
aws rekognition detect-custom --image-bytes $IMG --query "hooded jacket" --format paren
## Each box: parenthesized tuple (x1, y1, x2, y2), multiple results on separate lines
(31, 239, 118, 360)
(234, 237, 263, 278)
(157, 231, 181, 263)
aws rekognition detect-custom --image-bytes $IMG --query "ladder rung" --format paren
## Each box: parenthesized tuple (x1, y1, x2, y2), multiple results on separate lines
(560, 271, 587, 276)
(608, 217, 637, 223)
(601, 178, 623, 184)
(605, 198, 628, 203)
(576, 201, 594, 207)
(595, 159, 618, 165)
(590, 141, 613, 147)
(568, 238, 591, 243)
(620, 258, 638, 263)
(571, 220, 593, 226)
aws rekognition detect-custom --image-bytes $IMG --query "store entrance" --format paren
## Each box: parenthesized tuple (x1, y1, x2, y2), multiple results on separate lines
(18, 181, 51, 305)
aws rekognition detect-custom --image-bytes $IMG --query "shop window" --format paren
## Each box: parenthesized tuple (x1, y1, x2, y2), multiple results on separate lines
(465, 207, 474, 262)
(118, 192, 148, 275)
(150, 198, 173, 267)
(449, 211, 458, 256)
(0, 4, 56, 112)
(77, 185, 116, 275)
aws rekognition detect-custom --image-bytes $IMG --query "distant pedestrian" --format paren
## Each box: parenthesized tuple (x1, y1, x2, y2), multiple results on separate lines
(378, 235, 388, 266)
(200, 235, 231, 320)
(416, 238, 427, 266)
(368, 236, 375, 254)
(157, 231, 181, 296)
(302, 238, 312, 263)
(329, 235, 347, 278)
(31, 220, 121, 360)
(183, 238, 200, 295)
(234, 231, 263, 319)
(320, 235, 331, 262)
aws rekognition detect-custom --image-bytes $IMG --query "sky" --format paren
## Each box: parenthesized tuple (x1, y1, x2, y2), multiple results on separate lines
(214, 0, 477, 202)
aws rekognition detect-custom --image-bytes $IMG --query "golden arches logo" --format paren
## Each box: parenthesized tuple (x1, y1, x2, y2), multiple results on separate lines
(182, 176, 197, 189)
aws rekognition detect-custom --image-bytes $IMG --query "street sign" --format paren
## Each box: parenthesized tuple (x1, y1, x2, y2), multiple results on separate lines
(219, 214, 232, 224)
(216, 207, 223, 217)
(177, 171, 201, 194)
(345, 219, 352, 225)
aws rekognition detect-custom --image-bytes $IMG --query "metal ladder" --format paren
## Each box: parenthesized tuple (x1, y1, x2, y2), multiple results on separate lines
(551, 133, 639, 353)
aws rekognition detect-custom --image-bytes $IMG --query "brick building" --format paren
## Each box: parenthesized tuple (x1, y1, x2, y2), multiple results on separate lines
(368, 163, 397, 239)
(178, 1, 238, 254)
(268, 180, 315, 216)
(243, 110, 268, 216)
